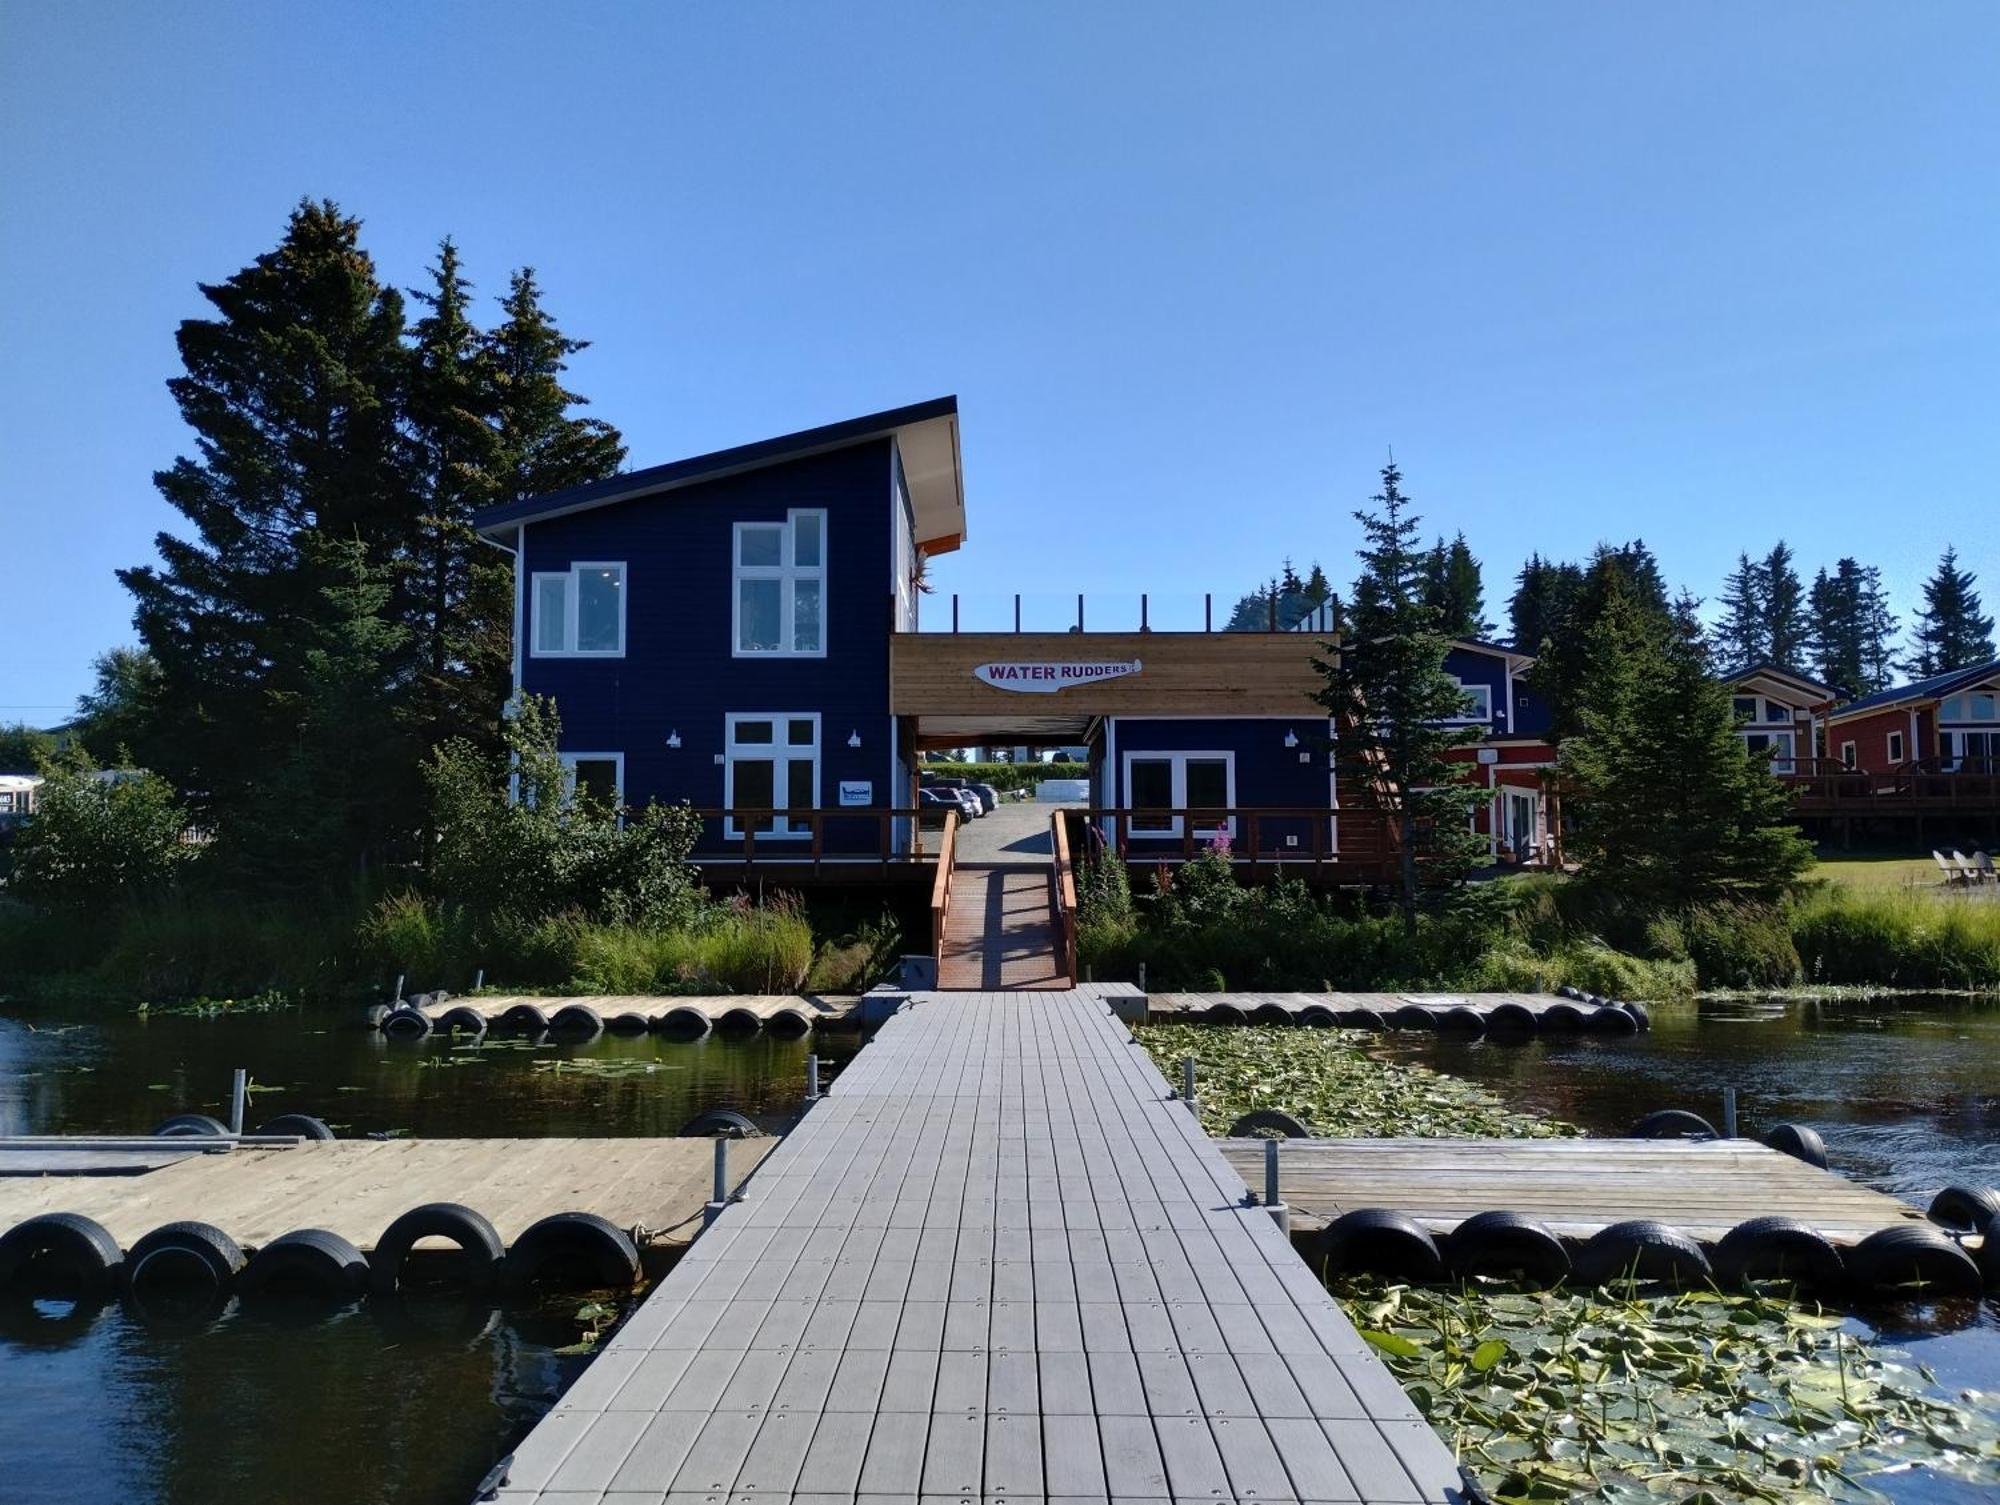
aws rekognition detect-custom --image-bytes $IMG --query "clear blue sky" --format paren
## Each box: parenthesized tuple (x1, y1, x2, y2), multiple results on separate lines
(3, 3, 1995, 717)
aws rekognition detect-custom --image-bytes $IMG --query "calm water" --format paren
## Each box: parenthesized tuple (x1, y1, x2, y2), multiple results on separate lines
(2, 998, 1997, 1503)
(0, 1006, 853, 1505)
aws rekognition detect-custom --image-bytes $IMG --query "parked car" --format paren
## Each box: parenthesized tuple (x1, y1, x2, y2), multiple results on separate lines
(969, 782, 1003, 813)
(920, 776, 986, 817)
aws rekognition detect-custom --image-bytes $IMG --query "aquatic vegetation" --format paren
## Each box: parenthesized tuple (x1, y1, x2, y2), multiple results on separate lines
(1341, 1278, 2000, 1503)
(1136, 1023, 1576, 1139)
(133, 990, 294, 1019)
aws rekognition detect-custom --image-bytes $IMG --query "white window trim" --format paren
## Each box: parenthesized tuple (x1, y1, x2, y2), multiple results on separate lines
(1443, 679, 1494, 724)
(557, 751, 625, 819)
(724, 712, 821, 840)
(1121, 749, 1236, 839)
(1741, 729, 1796, 774)
(1887, 730, 1906, 764)
(530, 561, 627, 658)
(1840, 740, 1857, 770)
(732, 510, 828, 659)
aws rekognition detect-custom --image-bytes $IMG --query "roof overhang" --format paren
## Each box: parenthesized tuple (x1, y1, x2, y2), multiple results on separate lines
(1726, 664, 1834, 706)
(473, 396, 964, 548)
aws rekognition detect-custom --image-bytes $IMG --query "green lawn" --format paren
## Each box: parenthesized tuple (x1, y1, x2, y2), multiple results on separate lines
(1811, 854, 1952, 891)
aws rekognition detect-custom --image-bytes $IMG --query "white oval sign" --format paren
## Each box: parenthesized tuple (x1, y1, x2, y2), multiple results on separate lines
(973, 659, 1142, 694)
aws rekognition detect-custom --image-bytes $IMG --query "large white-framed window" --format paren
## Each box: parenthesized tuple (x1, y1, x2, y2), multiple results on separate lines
(724, 713, 820, 839)
(1743, 730, 1796, 775)
(1887, 730, 1906, 764)
(1941, 693, 1999, 722)
(557, 752, 624, 815)
(1446, 679, 1493, 723)
(733, 510, 826, 657)
(1945, 729, 2000, 772)
(531, 562, 626, 657)
(1122, 750, 1235, 838)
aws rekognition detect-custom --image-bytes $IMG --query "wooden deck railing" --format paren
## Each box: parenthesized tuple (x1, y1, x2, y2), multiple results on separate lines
(685, 807, 941, 873)
(1075, 807, 1398, 877)
(1783, 758, 2000, 813)
(930, 811, 959, 970)
(1050, 810, 1079, 985)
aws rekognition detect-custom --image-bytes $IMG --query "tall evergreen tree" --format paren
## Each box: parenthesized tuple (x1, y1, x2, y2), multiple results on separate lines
(405, 240, 509, 756)
(1903, 546, 1995, 677)
(1507, 553, 1582, 652)
(1419, 533, 1490, 640)
(1529, 542, 1676, 739)
(1312, 464, 1486, 934)
(1715, 551, 1767, 666)
(486, 268, 626, 504)
(1807, 558, 1897, 697)
(1762, 541, 1807, 672)
(1560, 592, 1812, 909)
(119, 199, 411, 853)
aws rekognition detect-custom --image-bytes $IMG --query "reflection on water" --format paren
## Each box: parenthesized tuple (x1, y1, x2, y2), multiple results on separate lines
(0, 1004, 854, 1505)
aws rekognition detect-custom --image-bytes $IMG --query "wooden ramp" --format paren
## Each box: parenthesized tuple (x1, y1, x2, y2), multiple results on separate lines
(491, 989, 1465, 1504)
(1218, 1137, 1932, 1245)
(0, 1138, 774, 1254)
(937, 868, 1070, 990)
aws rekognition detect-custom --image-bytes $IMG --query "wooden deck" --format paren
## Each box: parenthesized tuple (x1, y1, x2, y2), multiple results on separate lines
(490, 989, 1464, 1504)
(0, 1138, 775, 1254)
(1218, 1137, 1933, 1245)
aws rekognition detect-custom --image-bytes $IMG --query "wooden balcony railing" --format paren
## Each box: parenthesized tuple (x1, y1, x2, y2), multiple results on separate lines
(1783, 757, 2000, 812)
(1071, 807, 1399, 876)
(685, 807, 941, 873)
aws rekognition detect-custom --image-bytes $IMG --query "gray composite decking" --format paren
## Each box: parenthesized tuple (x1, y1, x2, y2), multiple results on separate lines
(487, 988, 1468, 1504)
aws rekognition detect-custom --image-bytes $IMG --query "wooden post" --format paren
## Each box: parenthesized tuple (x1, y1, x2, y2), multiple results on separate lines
(1141, 593, 1149, 632)
(1204, 593, 1212, 632)
(1014, 593, 1021, 632)
(1077, 593, 1085, 632)
(952, 593, 960, 633)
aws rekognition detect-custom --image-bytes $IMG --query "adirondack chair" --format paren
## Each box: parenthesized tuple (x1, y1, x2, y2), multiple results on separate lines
(1951, 850, 1983, 885)
(1975, 850, 1998, 885)
(1935, 850, 1968, 885)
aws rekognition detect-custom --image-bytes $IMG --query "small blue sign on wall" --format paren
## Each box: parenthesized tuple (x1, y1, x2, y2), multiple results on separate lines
(838, 780, 872, 807)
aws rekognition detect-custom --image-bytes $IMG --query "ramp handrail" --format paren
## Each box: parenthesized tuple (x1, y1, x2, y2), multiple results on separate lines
(1051, 810, 1079, 985)
(930, 810, 959, 970)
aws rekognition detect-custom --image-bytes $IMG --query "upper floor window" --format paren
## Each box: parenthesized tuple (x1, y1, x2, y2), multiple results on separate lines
(532, 562, 626, 657)
(734, 510, 826, 657)
(1446, 680, 1493, 723)
(1941, 693, 1998, 722)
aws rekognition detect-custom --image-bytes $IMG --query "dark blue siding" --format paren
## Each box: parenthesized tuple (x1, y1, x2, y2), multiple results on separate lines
(1442, 646, 1509, 736)
(1108, 716, 1333, 854)
(519, 440, 896, 853)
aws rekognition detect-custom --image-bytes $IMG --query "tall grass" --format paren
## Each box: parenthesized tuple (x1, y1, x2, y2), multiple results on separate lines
(568, 903, 813, 994)
(1790, 886, 2000, 988)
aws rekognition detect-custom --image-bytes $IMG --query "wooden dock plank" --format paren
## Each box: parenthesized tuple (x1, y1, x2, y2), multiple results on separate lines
(1218, 1136, 1929, 1243)
(0, 1137, 775, 1252)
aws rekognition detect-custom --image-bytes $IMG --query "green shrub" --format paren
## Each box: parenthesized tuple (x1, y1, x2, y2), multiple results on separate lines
(8, 770, 192, 912)
(923, 761, 1083, 793)
(1680, 903, 1801, 989)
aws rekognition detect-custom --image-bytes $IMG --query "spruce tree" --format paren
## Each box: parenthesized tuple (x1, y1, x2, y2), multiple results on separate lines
(1508, 553, 1582, 653)
(1808, 558, 1898, 697)
(487, 268, 626, 503)
(1560, 593, 1812, 909)
(1311, 464, 1486, 934)
(1904, 546, 1995, 676)
(1715, 552, 1767, 667)
(1762, 541, 1807, 673)
(1530, 543, 1675, 739)
(1419, 533, 1490, 639)
(119, 199, 411, 848)
(405, 240, 509, 755)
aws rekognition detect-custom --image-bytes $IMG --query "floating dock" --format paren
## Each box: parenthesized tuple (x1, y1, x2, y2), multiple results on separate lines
(1146, 990, 1642, 1034)
(0, 1137, 773, 1258)
(1218, 1136, 1932, 1245)
(489, 988, 1465, 1505)
(385, 993, 861, 1038)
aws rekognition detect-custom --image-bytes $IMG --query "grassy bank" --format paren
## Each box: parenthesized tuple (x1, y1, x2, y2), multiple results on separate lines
(1079, 853, 2000, 998)
(0, 888, 903, 1007)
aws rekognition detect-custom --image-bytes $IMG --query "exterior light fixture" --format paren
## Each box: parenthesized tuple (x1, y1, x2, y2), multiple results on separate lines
(847, 730, 862, 749)
(1283, 729, 1299, 748)
(666, 731, 681, 749)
